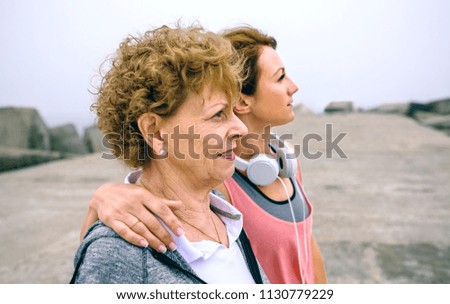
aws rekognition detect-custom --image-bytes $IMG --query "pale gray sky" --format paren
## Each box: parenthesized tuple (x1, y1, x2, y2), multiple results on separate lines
(1, 0, 450, 132)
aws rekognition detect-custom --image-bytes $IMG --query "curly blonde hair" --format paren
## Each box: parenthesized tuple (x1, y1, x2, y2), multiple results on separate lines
(93, 24, 243, 168)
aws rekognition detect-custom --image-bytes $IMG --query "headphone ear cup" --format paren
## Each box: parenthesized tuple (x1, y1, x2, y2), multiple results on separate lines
(247, 154, 279, 186)
(276, 147, 297, 178)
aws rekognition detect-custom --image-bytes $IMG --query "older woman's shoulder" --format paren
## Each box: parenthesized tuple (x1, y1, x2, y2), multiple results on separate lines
(73, 221, 206, 284)
(73, 221, 145, 283)
(80, 221, 123, 241)
(77, 221, 143, 260)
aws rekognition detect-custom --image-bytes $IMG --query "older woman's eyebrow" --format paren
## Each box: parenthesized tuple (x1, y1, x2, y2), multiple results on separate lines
(205, 101, 228, 111)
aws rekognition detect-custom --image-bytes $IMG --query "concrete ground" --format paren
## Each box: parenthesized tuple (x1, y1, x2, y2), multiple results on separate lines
(0, 113, 449, 283)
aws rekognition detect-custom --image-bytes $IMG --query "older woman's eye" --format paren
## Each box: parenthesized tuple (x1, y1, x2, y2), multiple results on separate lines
(213, 110, 224, 119)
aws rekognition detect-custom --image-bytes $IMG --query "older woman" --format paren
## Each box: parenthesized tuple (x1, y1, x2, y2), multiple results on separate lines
(71, 24, 268, 284)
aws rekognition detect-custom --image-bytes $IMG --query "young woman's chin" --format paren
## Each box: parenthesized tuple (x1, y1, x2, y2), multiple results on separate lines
(270, 114, 295, 127)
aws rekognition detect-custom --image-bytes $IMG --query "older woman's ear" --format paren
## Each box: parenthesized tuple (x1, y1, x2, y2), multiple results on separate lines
(137, 112, 164, 155)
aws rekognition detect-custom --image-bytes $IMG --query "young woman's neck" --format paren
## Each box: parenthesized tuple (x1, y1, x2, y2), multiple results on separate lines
(235, 116, 273, 159)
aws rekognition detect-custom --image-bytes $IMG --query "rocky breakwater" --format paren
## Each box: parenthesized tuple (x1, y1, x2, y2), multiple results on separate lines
(0, 107, 106, 172)
(368, 97, 450, 136)
(322, 98, 450, 137)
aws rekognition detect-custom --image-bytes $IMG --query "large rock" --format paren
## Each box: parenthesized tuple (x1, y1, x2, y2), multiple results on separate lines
(293, 103, 315, 116)
(416, 114, 450, 132)
(405, 99, 450, 136)
(406, 102, 432, 117)
(412, 110, 437, 121)
(0, 147, 63, 172)
(49, 124, 88, 155)
(368, 102, 410, 115)
(0, 107, 50, 150)
(324, 101, 353, 113)
(83, 125, 108, 153)
(429, 98, 450, 115)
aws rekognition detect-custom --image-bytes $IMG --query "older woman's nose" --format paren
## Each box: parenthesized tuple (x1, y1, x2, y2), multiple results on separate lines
(229, 112, 248, 139)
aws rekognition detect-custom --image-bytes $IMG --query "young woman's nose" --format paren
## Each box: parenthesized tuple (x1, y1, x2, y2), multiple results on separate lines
(287, 76, 299, 96)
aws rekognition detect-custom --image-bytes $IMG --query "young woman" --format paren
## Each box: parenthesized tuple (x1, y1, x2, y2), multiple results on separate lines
(81, 26, 327, 284)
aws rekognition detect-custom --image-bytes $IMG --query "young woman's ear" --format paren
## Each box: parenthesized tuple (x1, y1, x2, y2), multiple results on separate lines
(137, 112, 164, 155)
(234, 93, 253, 115)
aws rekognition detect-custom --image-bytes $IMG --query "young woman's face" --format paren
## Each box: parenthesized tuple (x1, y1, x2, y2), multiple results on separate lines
(250, 46, 299, 127)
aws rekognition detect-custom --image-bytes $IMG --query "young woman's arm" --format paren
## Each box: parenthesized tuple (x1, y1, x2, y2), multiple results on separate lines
(311, 235, 327, 283)
(80, 183, 184, 252)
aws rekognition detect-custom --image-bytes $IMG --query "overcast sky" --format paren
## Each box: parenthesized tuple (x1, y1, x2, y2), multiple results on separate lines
(1, 0, 449, 132)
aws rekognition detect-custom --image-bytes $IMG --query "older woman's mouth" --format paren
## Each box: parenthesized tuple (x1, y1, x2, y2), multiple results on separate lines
(217, 149, 235, 160)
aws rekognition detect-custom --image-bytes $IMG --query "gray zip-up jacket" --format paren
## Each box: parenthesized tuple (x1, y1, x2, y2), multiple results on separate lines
(72, 222, 269, 284)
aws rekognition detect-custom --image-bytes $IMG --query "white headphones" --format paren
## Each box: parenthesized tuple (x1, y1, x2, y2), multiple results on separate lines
(234, 134, 297, 186)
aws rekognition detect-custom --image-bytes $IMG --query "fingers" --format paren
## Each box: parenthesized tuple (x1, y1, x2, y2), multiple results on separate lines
(122, 193, 184, 251)
(114, 220, 150, 248)
(142, 198, 185, 239)
(114, 220, 171, 253)
(130, 210, 178, 252)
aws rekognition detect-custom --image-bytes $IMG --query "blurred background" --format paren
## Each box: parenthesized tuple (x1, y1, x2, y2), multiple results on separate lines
(1, 0, 450, 131)
(0, 0, 449, 283)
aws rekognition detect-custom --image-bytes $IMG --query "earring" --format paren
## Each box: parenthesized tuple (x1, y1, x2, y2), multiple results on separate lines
(159, 148, 167, 156)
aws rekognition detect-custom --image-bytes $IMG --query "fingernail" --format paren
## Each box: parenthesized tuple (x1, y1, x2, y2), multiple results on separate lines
(176, 227, 185, 236)
(157, 244, 167, 254)
(139, 240, 149, 248)
(168, 242, 177, 251)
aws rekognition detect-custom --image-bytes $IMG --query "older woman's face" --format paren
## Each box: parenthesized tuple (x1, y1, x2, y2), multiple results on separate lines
(160, 86, 247, 186)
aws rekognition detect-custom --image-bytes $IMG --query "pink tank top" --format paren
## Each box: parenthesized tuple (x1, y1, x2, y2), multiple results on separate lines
(223, 172, 315, 284)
